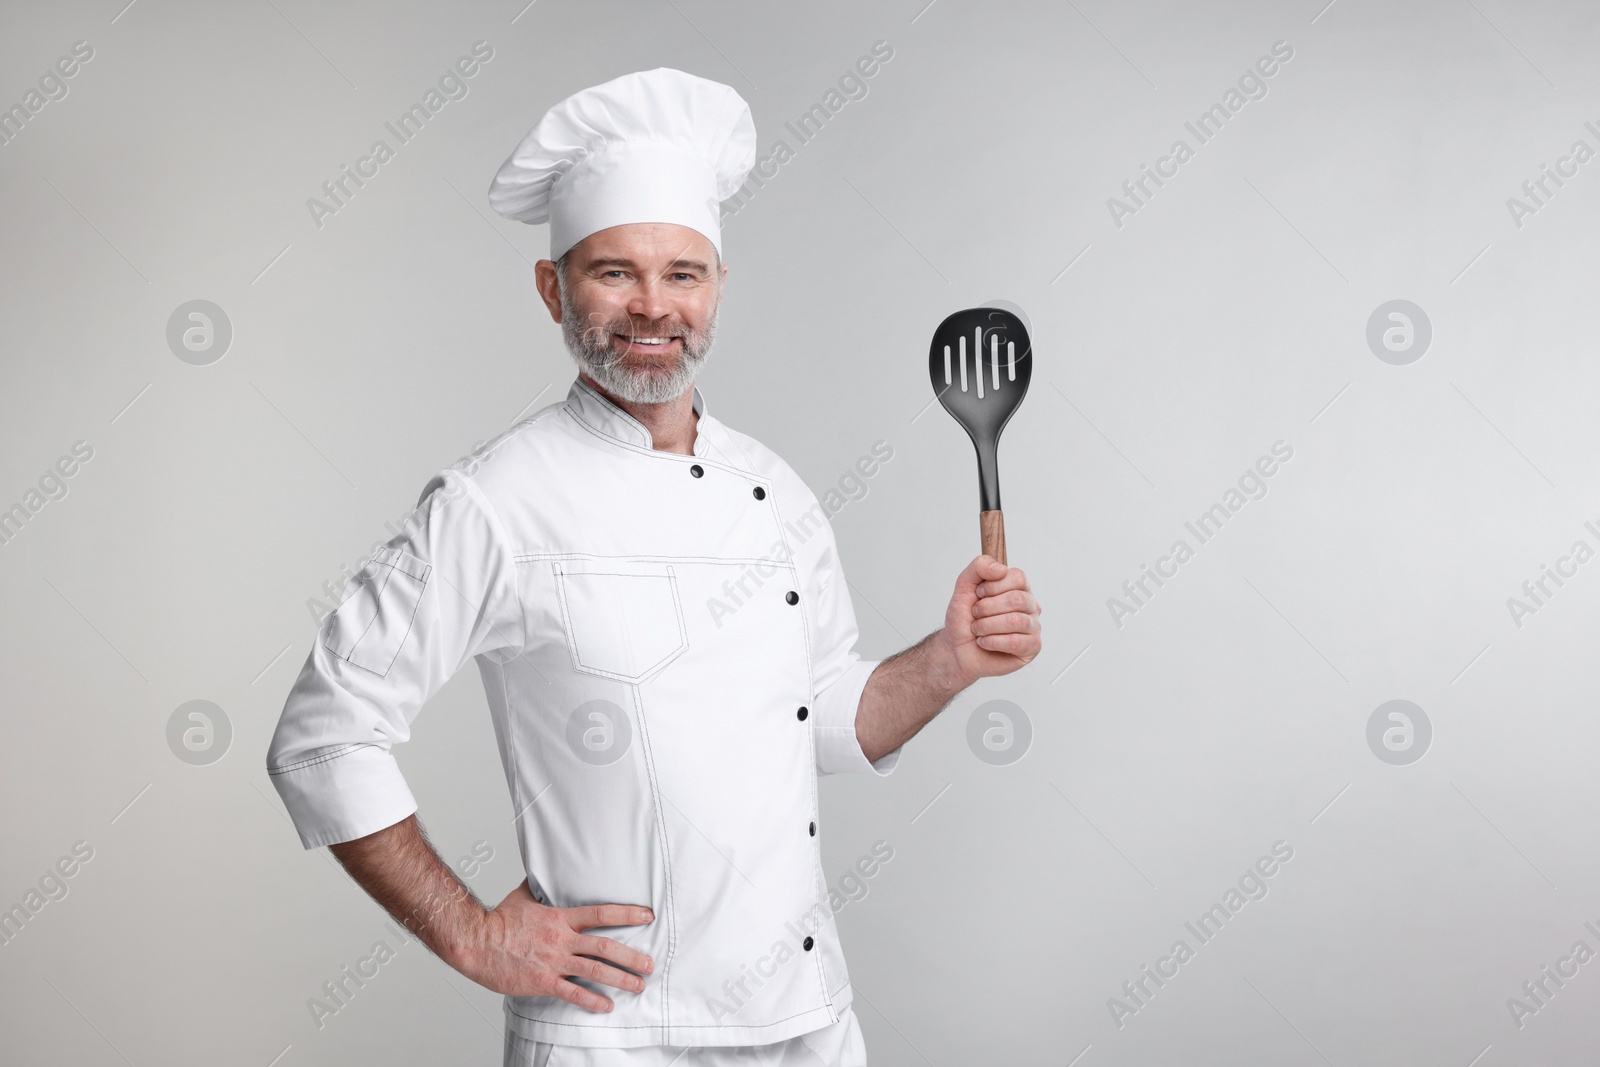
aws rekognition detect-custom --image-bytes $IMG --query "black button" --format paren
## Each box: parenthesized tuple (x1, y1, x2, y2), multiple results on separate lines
(690, 464, 704, 478)
(802, 936, 814, 951)
(797, 706, 808, 721)
(808, 821, 816, 836)
(785, 591, 798, 605)
(753, 486, 766, 500)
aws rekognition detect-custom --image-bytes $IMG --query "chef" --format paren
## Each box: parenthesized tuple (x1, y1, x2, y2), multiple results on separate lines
(267, 67, 1042, 1066)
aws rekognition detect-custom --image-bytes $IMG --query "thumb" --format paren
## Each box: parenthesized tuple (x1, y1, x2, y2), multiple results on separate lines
(500, 879, 537, 908)
(958, 555, 1002, 596)
(972, 554, 1007, 582)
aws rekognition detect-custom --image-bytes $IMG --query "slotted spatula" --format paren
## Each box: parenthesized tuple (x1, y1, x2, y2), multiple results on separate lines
(928, 305, 1033, 565)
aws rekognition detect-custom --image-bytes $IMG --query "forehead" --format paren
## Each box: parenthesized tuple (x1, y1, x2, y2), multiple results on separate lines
(569, 223, 717, 268)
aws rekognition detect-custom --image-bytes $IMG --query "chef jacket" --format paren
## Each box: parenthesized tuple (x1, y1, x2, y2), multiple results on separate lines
(267, 375, 902, 1049)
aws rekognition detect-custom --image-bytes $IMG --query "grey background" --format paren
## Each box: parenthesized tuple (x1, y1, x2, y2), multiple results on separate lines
(2, 0, 1597, 1063)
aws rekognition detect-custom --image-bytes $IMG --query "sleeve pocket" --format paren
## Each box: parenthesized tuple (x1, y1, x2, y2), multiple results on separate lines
(322, 547, 432, 677)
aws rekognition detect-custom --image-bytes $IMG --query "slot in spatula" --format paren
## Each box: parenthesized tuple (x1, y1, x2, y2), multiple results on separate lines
(928, 305, 1033, 565)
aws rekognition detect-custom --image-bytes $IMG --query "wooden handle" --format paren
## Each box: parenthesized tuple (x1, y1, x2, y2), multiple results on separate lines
(980, 510, 1006, 566)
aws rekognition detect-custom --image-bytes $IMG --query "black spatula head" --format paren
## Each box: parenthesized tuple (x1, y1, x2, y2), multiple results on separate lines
(928, 306, 1033, 512)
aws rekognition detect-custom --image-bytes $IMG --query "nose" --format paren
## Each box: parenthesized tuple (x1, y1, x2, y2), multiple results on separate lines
(626, 276, 672, 324)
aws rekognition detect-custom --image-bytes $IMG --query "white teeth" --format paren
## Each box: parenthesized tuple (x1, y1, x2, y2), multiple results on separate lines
(622, 336, 668, 345)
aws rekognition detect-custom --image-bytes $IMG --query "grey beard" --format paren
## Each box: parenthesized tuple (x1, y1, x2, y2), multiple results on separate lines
(559, 284, 718, 405)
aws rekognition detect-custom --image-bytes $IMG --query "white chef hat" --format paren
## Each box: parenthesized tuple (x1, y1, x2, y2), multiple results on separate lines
(488, 67, 756, 261)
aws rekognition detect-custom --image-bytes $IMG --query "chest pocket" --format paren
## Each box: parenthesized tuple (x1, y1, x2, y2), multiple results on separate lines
(553, 559, 689, 684)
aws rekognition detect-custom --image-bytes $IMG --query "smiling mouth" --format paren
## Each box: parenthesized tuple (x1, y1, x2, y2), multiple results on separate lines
(614, 334, 682, 353)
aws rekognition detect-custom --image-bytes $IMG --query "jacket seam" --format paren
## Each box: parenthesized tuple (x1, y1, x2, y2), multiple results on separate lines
(451, 470, 530, 655)
(345, 558, 397, 656)
(569, 377, 714, 459)
(516, 553, 789, 567)
(708, 420, 765, 476)
(505, 1001, 831, 1030)
(565, 408, 763, 483)
(627, 676, 678, 1031)
(495, 662, 529, 894)
(267, 743, 365, 775)
(452, 404, 557, 474)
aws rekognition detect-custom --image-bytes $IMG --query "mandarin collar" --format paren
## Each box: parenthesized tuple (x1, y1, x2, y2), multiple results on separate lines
(567, 375, 711, 457)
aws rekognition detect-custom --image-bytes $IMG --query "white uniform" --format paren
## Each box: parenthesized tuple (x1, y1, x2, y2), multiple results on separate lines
(502, 1004, 867, 1066)
(268, 376, 901, 1056)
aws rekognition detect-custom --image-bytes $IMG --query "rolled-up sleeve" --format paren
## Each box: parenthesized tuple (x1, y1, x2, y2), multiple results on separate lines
(796, 491, 902, 778)
(267, 469, 523, 848)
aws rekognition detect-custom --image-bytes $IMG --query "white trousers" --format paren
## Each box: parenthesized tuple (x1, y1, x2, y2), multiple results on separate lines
(502, 1006, 868, 1067)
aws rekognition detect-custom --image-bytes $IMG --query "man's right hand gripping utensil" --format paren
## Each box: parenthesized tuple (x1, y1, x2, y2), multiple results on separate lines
(928, 305, 1033, 565)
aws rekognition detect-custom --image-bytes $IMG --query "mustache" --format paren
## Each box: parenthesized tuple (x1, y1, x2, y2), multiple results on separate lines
(571, 313, 707, 373)
(557, 283, 719, 404)
(579, 316, 689, 343)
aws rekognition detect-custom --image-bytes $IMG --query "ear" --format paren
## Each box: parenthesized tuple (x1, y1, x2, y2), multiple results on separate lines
(534, 260, 562, 323)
